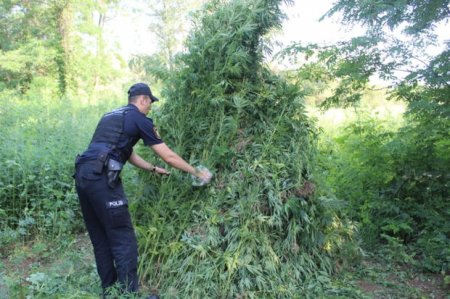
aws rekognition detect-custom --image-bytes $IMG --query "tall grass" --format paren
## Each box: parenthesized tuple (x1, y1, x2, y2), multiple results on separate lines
(0, 86, 123, 248)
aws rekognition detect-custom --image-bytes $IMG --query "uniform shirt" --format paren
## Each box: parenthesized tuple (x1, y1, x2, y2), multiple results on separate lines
(122, 104, 163, 147)
(79, 104, 163, 163)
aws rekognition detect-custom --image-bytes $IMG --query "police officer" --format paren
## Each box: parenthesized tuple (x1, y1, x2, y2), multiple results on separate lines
(74, 83, 212, 298)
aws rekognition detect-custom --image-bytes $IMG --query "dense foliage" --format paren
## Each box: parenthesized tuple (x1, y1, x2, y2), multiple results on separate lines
(0, 0, 122, 100)
(131, 0, 355, 297)
(0, 0, 127, 248)
(1, 0, 448, 297)
(0, 93, 124, 248)
(278, 0, 450, 274)
(319, 114, 449, 272)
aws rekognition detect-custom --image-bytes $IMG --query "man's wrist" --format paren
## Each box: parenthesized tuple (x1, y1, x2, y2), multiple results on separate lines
(193, 167, 200, 175)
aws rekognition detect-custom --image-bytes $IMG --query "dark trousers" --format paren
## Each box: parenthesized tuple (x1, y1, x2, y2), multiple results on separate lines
(75, 162, 139, 293)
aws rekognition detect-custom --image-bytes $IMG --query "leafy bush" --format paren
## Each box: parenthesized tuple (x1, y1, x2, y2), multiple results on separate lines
(277, 1, 449, 274)
(319, 110, 449, 273)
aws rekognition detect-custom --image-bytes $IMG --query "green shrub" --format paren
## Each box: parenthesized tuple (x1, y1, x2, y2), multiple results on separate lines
(319, 110, 450, 273)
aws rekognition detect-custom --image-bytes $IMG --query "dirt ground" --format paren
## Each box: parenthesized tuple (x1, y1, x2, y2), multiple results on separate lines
(2, 236, 449, 298)
(355, 258, 449, 299)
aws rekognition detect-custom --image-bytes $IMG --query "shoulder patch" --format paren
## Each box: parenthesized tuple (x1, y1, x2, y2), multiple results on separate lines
(153, 127, 161, 139)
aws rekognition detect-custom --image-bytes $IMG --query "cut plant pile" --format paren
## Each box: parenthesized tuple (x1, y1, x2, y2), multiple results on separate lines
(132, 0, 355, 297)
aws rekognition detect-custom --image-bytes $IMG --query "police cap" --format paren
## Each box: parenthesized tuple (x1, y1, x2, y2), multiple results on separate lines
(127, 83, 159, 102)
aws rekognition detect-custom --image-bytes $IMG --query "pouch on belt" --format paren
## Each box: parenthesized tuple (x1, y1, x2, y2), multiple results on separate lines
(93, 152, 109, 174)
(106, 158, 123, 188)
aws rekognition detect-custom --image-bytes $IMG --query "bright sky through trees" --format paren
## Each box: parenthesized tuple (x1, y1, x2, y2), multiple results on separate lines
(279, 0, 366, 45)
(103, 0, 448, 69)
(104, 0, 365, 60)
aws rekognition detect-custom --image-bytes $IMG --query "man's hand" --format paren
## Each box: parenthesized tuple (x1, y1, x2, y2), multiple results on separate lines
(154, 166, 170, 176)
(195, 168, 213, 184)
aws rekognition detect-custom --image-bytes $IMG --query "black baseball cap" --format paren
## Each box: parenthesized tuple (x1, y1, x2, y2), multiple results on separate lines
(127, 83, 159, 102)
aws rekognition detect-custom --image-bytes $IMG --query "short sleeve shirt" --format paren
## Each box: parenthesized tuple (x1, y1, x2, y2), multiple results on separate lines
(123, 104, 163, 147)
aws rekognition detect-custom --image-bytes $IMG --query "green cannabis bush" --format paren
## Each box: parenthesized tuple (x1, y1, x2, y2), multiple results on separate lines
(134, 0, 356, 297)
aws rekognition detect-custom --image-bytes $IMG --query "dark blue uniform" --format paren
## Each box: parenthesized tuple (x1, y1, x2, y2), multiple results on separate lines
(74, 104, 162, 294)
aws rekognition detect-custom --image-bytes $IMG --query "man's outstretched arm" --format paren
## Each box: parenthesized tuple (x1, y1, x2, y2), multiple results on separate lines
(150, 143, 210, 180)
(128, 151, 170, 175)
